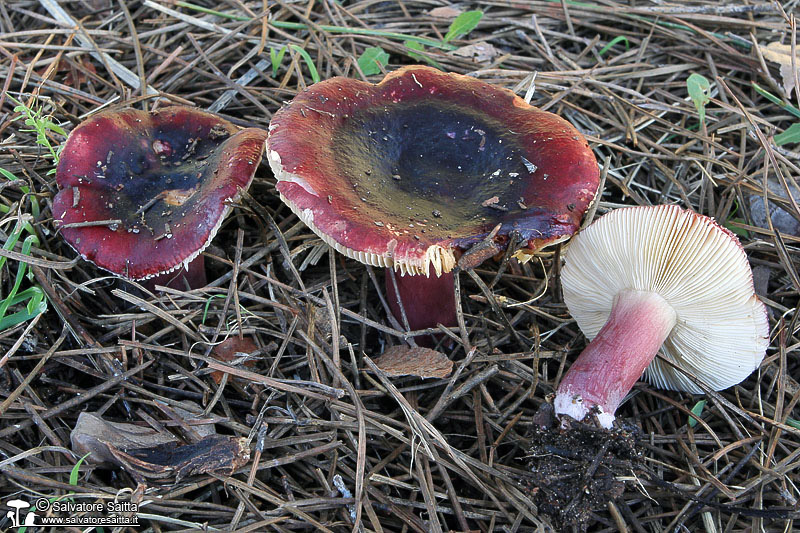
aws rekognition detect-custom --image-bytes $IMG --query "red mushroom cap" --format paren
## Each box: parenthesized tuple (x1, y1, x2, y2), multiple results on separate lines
(53, 107, 267, 280)
(267, 66, 599, 276)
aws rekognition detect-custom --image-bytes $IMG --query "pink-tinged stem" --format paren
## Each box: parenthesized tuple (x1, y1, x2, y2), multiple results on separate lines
(385, 269, 457, 347)
(142, 255, 207, 291)
(554, 289, 677, 428)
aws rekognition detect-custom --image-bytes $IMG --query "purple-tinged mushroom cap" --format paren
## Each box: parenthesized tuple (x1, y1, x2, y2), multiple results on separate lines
(53, 106, 267, 280)
(267, 66, 600, 277)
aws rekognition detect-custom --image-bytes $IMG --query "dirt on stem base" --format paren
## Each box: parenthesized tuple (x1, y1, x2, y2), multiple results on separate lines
(523, 403, 645, 530)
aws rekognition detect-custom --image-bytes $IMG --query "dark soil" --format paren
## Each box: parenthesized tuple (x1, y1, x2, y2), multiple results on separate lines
(524, 403, 644, 530)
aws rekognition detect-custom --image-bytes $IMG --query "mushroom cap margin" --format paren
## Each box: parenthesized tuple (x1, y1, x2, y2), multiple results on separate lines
(267, 66, 600, 276)
(53, 107, 268, 280)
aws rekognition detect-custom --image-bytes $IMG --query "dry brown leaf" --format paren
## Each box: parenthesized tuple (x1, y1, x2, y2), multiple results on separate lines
(450, 42, 499, 63)
(70, 412, 249, 483)
(71, 412, 177, 465)
(372, 345, 453, 379)
(427, 6, 462, 18)
(760, 42, 800, 97)
(209, 336, 258, 384)
(107, 434, 249, 482)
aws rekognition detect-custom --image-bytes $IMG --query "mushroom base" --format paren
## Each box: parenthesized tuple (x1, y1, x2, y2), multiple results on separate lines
(385, 269, 457, 347)
(554, 289, 677, 428)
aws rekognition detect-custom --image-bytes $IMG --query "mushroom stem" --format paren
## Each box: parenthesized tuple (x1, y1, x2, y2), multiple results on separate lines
(385, 269, 457, 347)
(143, 255, 207, 291)
(554, 288, 677, 428)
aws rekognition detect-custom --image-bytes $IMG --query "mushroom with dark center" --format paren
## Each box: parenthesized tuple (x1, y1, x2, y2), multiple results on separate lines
(555, 205, 770, 428)
(53, 106, 267, 289)
(267, 66, 599, 343)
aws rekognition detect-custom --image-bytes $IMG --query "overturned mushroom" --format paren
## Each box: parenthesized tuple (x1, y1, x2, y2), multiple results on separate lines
(53, 106, 267, 288)
(267, 66, 599, 341)
(556, 205, 769, 428)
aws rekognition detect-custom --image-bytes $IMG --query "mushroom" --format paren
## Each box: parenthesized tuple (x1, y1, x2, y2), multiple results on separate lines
(53, 106, 267, 289)
(555, 205, 769, 428)
(266, 66, 599, 341)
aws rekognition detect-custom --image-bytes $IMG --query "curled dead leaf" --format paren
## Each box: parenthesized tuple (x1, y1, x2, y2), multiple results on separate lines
(71, 412, 178, 465)
(372, 345, 453, 379)
(760, 41, 800, 97)
(70, 412, 250, 484)
(107, 434, 250, 483)
(209, 336, 259, 384)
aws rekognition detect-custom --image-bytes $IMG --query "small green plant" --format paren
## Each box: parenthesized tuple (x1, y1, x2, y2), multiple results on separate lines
(403, 40, 443, 69)
(723, 198, 749, 239)
(17, 453, 95, 533)
(9, 95, 66, 173)
(201, 294, 258, 326)
(686, 73, 711, 126)
(598, 35, 630, 57)
(270, 46, 288, 77)
(751, 82, 800, 146)
(1, 167, 39, 219)
(357, 46, 390, 76)
(773, 123, 800, 146)
(202, 294, 228, 324)
(688, 399, 706, 428)
(0, 209, 47, 331)
(69, 453, 91, 487)
(0, 95, 59, 332)
(443, 10, 483, 43)
(401, 10, 483, 68)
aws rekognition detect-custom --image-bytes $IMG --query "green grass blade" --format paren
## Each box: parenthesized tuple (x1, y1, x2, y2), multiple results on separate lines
(0, 307, 45, 330)
(290, 45, 320, 83)
(598, 35, 630, 57)
(176, 1, 249, 21)
(0, 167, 40, 219)
(26, 288, 45, 315)
(271, 46, 288, 77)
(751, 82, 800, 120)
(403, 41, 444, 70)
(5, 287, 44, 308)
(0, 220, 25, 272)
(70, 453, 91, 486)
(202, 294, 227, 324)
(174, 1, 456, 51)
(0, 235, 35, 323)
(0, 167, 24, 188)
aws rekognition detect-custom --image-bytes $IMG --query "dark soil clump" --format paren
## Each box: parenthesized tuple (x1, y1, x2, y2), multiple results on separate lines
(524, 403, 645, 530)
